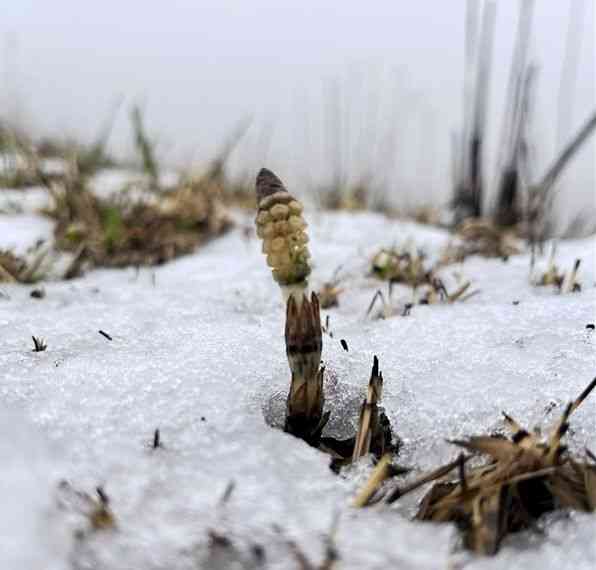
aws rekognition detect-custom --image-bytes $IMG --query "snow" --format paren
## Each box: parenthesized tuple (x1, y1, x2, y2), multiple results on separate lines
(0, 213, 54, 254)
(0, 410, 70, 570)
(0, 205, 595, 569)
(0, 187, 51, 214)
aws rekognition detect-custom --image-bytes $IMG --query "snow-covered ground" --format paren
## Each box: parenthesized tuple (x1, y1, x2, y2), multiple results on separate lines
(0, 201, 595, 569)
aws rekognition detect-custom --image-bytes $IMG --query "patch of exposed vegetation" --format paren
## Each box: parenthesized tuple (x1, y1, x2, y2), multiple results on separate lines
(440, 218, 522, 264)
(531, 246, 582, 293)
(355, 377, 596, 556)
(318, 180, 372, 212)
(46, 170, 231, 272)
(0, 245, 49, 284)
(370, 244, 431, 287)
(365, 241, 478, 318)
(0, 101, 120, 189)
(1, 107, 237, 278)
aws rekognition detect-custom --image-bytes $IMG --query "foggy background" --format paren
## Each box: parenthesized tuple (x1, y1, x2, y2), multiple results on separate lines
(1, 1, 594, 223)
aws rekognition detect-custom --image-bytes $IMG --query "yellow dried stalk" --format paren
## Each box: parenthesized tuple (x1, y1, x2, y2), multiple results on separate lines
(0, 248, 48, 284)
(352, 454, 394, 508)
(533, 246, 564, 289)
(418, 276, 478, 305)
(531, 246, 581, 293)
(57, 482, 116, 532)
(89, 487, 115, 531)
(353, 356, 384, 462)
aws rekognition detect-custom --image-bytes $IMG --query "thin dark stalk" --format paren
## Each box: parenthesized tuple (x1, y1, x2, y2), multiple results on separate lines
(494, 0, 535, 226)
(460, 0, 480, 189)
(453, 1, 496, 222)
(539, 110, 596, 195)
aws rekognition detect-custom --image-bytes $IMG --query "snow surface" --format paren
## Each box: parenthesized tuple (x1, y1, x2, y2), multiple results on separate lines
(0, 187, 51, 215)
(0, 205, 595, 569)
(0, 213, 54, 254)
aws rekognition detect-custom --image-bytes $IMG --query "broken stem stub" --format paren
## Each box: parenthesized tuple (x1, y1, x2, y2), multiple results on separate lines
(353, 355, 397, 462)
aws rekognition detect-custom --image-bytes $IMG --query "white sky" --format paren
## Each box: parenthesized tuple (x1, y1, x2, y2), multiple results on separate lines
(1, 1, 594, 222)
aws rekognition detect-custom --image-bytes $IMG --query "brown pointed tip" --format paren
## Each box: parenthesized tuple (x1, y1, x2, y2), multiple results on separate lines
(256, 168, 286, 202)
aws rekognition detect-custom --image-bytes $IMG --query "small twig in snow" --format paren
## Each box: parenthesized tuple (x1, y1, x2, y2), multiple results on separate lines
(32, 336, 47, 352)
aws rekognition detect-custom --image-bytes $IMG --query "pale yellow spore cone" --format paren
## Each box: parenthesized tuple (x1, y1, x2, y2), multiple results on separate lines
(255, 168, 311, 295)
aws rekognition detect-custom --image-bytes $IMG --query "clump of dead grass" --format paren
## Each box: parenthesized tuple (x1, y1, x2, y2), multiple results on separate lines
(319, 181, 372, 212)
(366, 242, 478, 319)
(356, 377, 596, 556)
(440, 218, 522, 265)
(56, 482, 116, 535)
(0, 106, 235, 278)
(0, 244, 49, 284)
(46, 169, 232, 273)
(531, 245, 582, 294)
(371, 244, 430, 287)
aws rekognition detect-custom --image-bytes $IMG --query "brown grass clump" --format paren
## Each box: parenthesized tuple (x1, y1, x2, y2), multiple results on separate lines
(441, 218, 522, 264)
(417, 276, 478, 306)
(411, 206, 443, 227)
(319, 182, 371, 212)
(0, 250, 27, 282)
(356, 377, 596, 556)
(318, 282, 343, 309)
(56, 482, 116, 534)
(366, 254, 477, 319)
(317, 267, 344, 309)
(2, 107, 238, 279)
(0, 246, 49, 284)
(47, 171, 231, 274)
(1, 103, 119, 189)
(371, 245, 430, 288)
(0, 122, 42, 188)
(531, 246, 582, 294)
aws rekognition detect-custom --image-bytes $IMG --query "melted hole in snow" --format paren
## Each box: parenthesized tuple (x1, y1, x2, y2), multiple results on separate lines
(260, 366, 369, 441)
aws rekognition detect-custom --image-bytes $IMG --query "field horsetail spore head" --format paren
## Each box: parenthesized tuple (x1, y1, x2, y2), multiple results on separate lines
(255, 168, 311, 300)
(255, 168, 326, 444)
